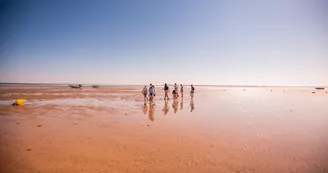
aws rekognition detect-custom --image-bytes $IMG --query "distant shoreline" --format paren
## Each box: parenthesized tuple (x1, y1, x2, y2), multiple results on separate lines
(0, 82, 325, 88)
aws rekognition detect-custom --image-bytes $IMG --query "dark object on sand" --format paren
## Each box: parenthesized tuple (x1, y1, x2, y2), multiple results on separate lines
(315, 87, 325, 90)
(92, 85, 100, 88)
(69, 84, 82, 89)
(312, 92, 315, 94)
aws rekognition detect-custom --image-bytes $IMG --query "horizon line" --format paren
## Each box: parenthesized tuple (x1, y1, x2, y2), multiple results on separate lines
(0, 82, 326, 88)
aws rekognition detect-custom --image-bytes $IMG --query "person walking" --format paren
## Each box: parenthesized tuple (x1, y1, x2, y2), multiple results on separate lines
(164, 83, 170, 100)
(172, 89, 177, 99)
(180, 84, 184, 98)
(190, 84, 195, 100)
(174, 83, 179, 98)
(149, 84, 155, 101)
(142, 86, 148, 101)
(150, 84, 156, 97)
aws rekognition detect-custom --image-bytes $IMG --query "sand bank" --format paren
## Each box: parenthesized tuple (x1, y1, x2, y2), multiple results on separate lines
(1, 86, 328, 172)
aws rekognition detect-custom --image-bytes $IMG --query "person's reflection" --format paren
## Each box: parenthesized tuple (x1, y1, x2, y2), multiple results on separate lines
(172, 99, 179, 113)
(190, 100, 195, 112)
(162, 100, 169, 115)
(148, 101, 155, 121)
(180, 98, 183, 110)
(142, 101, 148, 115)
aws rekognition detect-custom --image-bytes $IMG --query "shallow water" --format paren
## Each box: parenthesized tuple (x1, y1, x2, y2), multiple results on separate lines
(0, 86, 328, 173)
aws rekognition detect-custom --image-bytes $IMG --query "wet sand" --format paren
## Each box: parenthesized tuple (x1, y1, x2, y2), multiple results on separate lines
(1, 86, 328, 173)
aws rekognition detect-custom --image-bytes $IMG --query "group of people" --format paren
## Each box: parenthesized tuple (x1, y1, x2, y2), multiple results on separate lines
(142, 83, 195, 101)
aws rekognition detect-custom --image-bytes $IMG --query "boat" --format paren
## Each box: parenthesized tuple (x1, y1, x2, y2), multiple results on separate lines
(315, 87, 325, 90)
(12, 99, 26, 106)
(92, 85, 100, 88)
(69, 84, 82, 89)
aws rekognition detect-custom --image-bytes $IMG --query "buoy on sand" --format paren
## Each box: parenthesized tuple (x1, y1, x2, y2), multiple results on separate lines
(12, 99, 26, 106)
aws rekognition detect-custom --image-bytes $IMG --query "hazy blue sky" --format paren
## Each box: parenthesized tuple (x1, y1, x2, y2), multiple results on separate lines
(0, 0, 327, 85)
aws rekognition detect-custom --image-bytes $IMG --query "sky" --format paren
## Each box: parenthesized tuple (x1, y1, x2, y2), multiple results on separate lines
(0, 0, 327, 86)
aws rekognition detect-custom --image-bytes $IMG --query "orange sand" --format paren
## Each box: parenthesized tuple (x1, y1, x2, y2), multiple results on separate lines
(0, 86, 328, 173)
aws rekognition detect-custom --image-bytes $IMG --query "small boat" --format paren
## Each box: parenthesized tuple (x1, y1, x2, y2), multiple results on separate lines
(92, 85, 100, 88)
(13, 99, 26, 106)
(315, 87, 325, 90)
(69, 84, 82, 89)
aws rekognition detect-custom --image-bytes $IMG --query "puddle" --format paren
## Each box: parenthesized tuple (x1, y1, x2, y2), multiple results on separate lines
(1, 92, 134, 97)
(0, 100, 16, 106)
(0, 98, 141, 108)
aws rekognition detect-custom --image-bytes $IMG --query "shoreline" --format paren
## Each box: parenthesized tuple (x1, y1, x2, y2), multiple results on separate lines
(0, 83, 326, 88)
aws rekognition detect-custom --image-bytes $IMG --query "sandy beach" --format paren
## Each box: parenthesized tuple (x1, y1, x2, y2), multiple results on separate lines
(0, 85, 327, 173)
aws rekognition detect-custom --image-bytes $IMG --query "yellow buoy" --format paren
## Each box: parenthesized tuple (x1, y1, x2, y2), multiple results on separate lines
(13, 99, 26, 106)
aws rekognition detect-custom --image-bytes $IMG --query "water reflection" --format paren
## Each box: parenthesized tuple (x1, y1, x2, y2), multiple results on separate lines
(142, 101, 148, 115)
(163, 100, 169, 115)
(148, 101, 155, 121)
(190, 100, 194, 112)
(172, 99, 179, 113)
(141, 99, 195, 121)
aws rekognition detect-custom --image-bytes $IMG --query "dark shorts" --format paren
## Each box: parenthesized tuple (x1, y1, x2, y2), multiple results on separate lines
(149, 93, 154, 96)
